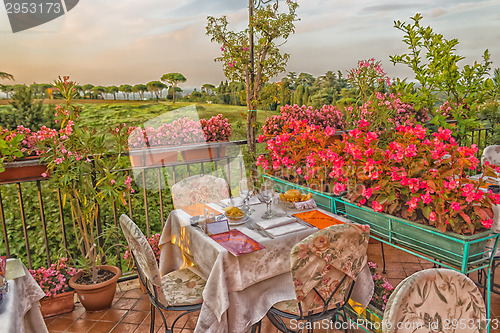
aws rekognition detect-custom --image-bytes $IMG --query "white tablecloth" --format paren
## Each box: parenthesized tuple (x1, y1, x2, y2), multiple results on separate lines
(0, 259, 48, 333)
(159, 203, 372, 333)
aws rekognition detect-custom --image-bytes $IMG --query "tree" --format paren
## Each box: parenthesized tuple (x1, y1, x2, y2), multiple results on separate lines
(83, 84, 94, 99)
(133, 84, 147, 100)
(206, 0, 298, 165)
(0, 85, 53, 131)
(0, 72, 14, 81)
(146, 81, 165, 102)
(161, 73, 186, 103)
(119, 84, 133, 100)
(294, 84, 304, 105)
(202, 83, 216, 95)
(91, 86, 106, 99)
(107, 86, 119, 100)
(390, 13, 492, 112)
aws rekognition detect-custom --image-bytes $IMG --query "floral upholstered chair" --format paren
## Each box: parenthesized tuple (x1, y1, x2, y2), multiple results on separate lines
(382, 268, 487, 333)
(119, 214, 206, 331)
(171, 174, 230, 209)
(481, 145, 500, 168)
(265, 223, 370, 333)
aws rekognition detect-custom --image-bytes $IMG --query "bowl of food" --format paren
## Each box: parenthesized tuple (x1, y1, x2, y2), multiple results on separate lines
(279, 189, 313, 209)
(223, 206, 248, 225)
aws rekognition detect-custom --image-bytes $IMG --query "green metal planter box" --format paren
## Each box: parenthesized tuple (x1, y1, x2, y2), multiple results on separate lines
(337, 197, 493, 268)
(263, 174, 339, 212)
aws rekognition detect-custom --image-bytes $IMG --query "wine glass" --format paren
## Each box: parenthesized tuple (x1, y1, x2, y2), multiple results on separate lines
(239, 178, 254, 214)
(260, 180, 275, 219)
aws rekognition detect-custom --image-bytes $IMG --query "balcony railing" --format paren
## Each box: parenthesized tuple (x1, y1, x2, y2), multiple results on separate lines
(0, 140, 248, 279)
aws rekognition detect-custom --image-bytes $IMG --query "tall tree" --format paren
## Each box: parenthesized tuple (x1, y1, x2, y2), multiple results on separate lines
(202, 83, 216, 95)
(119, 84, 133, 100)
(133, 84, 147, 101)
(161, 73, 186, 103)
(91, 86, 106, 99)
(146, 81, 165, 102)
(206, 0, 298, 165)
(107, 86, 119, 100)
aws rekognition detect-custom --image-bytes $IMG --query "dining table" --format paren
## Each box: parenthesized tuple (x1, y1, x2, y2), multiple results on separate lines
(0, 259, 48, 333)
(158, 198, 373, 333)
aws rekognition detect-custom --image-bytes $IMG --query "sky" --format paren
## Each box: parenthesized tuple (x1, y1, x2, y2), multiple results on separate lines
(1, 0, 500, 90)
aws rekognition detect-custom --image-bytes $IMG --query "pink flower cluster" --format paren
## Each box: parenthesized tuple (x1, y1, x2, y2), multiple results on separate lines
(200, 114, 232, 142)
(128, 115, 232, 148)
(29, 257, 78, 298)
(262, 104, 344, 137)
(124, 233, 161, 267)
(368, 261, 393, 311)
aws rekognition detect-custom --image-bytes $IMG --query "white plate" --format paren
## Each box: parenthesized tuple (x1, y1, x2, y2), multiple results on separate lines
(227, 215, 249, 226)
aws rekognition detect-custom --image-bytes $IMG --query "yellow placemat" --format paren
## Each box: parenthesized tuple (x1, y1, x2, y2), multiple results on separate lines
(179, 203, 222, 217)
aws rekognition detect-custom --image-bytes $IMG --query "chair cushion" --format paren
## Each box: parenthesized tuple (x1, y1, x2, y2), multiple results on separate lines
(272, 299, 301, 316)
(383, 268, 487, 333)
(161, 268, 206, 307)
(172, 174, 230, 208)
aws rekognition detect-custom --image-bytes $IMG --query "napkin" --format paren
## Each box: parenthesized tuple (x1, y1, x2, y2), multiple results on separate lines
(256, 216, 296, 230)
(265, 222, 308, 238)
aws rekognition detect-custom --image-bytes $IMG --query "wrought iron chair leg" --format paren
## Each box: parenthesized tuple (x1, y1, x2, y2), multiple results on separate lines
(150, 303, 156, 333)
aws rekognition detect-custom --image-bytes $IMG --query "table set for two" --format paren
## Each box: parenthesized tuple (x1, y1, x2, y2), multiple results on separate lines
(158, 180, 373, 333)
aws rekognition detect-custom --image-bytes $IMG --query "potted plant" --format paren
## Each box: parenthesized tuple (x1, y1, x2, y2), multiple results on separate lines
(321, 122, 500, 264)
(0, 126, 48, 183)
(127, 123, 179, 167)
(35, 76, 133, 312)
(123, 233, 161, 293)
(200, 114, 232, 159)
(29, 257, 78, 318)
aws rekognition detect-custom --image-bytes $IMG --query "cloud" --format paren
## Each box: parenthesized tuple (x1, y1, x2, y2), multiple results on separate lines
(361, 3, 424, 13)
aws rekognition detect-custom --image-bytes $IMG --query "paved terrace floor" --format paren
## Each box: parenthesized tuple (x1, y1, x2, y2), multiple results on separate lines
(44, 241, 500, 333)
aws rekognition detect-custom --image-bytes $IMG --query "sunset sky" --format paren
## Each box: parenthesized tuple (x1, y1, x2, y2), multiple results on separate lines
(1, 0, 499, 90)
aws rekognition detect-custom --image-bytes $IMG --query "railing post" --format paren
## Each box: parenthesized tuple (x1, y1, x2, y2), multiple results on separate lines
(17, 183, 32, 269)
(37, 180, 51, 266)
(0, 189, 10, 258)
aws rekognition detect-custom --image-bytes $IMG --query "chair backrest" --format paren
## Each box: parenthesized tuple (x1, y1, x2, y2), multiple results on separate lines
(383, 268, 487, 333)
(119, 214, 163, 293)
(482, 145, 500, 168)
(171, 174, 230, 208)
(290, 223, 370, 316)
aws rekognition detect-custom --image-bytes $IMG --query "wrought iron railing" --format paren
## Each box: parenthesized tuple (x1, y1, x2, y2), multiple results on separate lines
(0, 141, 248, 279)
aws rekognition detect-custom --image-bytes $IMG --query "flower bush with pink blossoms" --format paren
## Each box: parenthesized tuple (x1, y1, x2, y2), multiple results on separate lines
(200, 114, 232, 142)
(368, 261, 393, 311)
(128, 115, 232, 148)
(29, 257, 78, 298)
(123, 233, 161, 270)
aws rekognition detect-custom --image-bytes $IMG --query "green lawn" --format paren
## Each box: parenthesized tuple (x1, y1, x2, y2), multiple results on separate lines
(0, 100, 279, 141)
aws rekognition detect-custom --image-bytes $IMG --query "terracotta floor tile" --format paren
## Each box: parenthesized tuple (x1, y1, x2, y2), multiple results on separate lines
(123, 289, 145, 299)
(132, 299, 152, 312)
(112, 297, 138, 310)
(100, 309, 129, 322)
(46, 317, 75, 331)
(142, 310, 167, 327)
(110, 323, 139, 333)
(87, 321, 116, 333)
(79, 310, 107, 321)
(122, 310, 149, 325)
(57, 306, 86, 320)
(65, 319, 98, 332)
(183, 312, 200, 329)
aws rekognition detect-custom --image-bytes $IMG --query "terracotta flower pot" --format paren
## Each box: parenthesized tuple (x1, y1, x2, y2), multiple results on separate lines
(40, 290, 75, 318)
(180, 144, 211, 162)
(128, 147, 178, 167)
(69, 265, 121, 312)
(0, 156, 48, 184)
(208, 141, 227, 160)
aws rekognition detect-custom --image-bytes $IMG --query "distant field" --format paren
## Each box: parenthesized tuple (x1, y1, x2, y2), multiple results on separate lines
(0, 100, 279, 140)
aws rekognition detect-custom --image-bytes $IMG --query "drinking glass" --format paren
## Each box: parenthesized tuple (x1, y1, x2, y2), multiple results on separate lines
(239, 178, 254, 214)
(260, 180, 275, 219)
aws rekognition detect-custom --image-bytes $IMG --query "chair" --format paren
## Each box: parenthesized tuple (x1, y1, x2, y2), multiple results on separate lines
(383, 268, 488, 333)
(171, 174, 230, 209)
(481, 145, 500, 167)
(263, 223, 370, 333)
(119, 214, 206, 333)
